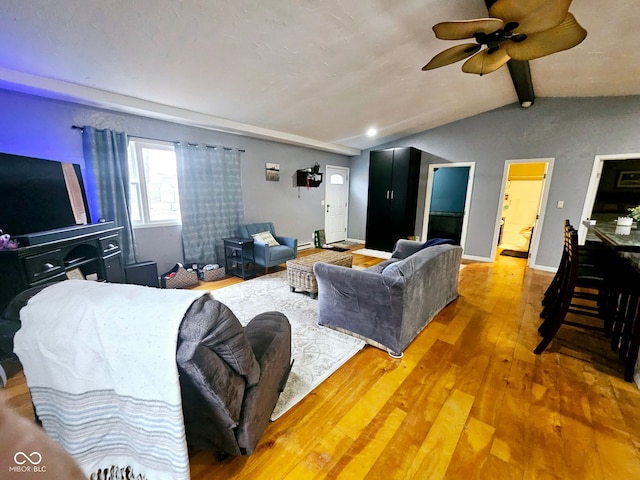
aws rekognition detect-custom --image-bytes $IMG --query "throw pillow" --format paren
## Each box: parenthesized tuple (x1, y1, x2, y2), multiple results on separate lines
(419, 238, 455, 250)
(382, 261, 403, 275)
(251, 231, 280, 246)
(376, 259, 399, 272)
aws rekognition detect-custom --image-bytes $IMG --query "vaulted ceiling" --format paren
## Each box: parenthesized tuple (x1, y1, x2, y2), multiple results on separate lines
(0, 1, 638, 155)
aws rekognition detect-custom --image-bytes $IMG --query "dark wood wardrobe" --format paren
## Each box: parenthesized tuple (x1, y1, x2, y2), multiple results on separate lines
(365, 147, 422, 251)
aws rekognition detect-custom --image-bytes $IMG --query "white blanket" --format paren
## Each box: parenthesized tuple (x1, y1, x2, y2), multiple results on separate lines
(14, 280, 206, 480)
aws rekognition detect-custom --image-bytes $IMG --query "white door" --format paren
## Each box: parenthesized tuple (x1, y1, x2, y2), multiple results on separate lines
(324, 165, 350, 244)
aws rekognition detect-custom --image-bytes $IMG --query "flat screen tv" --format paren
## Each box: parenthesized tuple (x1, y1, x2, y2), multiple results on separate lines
(0, 152, 92, 238)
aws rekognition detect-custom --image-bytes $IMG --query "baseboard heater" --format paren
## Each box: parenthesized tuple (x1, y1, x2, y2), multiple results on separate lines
(298, 242, 314, 251)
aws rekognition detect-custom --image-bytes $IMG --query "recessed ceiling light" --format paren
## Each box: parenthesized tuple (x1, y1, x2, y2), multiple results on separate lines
(367, 127, 377, 137)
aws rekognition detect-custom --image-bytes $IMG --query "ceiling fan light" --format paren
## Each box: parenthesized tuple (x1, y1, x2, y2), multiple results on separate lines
(424, 1, 584, 75)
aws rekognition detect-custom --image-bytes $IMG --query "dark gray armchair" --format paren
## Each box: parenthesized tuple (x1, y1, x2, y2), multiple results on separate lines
(177, 296, 292, 456)
(2, 286, 292, 458)
(238, 222, 298, 271)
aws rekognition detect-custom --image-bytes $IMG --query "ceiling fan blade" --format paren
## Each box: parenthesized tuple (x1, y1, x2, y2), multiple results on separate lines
(489, 0, 572, 34)
(462, 48, 511, 75)
(505, 13, 587, 61)
(433, 18, 504, 40)
(422, 44, 482, 70)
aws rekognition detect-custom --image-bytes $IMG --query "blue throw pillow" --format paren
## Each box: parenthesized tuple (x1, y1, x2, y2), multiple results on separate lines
(419, 238, 455, 250)
(382, 261, 402, 275)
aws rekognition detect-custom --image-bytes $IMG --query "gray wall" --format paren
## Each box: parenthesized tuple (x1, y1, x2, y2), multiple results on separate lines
(5, 87, 639, 271)
(0, 89, 350, 273)
(349, 96, 640, 268)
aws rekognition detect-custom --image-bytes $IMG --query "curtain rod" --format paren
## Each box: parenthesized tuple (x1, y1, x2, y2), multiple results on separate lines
(71, 125, 245, 152)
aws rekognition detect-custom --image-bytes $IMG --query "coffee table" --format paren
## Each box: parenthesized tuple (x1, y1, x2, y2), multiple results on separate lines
(286, 250, 352, 299)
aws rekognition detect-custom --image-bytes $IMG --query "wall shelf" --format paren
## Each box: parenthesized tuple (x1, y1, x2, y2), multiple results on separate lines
(295, 164, 323, 188)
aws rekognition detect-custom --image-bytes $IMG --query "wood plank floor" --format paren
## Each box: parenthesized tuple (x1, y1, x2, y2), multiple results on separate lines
(4, 246, 640, 479)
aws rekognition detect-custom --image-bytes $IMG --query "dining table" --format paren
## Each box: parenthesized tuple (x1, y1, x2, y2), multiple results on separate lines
(584, 220, 640, 252)
(582, 220, 640, 385)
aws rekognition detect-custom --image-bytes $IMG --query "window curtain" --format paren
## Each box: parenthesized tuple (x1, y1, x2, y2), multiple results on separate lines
(82, 126, 137, 265)
(175, 143, 244, 265)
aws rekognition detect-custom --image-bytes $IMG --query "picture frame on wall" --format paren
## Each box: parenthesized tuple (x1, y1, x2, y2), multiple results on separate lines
(616, 171, 640, 188)
(265, 163, 280, 181)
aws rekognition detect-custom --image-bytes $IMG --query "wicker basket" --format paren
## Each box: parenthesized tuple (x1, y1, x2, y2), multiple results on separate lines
(199, 267, 226, 282)
(161, 264, 199, 289)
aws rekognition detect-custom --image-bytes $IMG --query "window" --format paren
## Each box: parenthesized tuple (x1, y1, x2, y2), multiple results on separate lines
(330, 174, 345, 185)
(127, 139, 181, 226)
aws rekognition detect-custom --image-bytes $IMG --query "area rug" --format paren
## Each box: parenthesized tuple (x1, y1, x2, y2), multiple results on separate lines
(500, 249, 528, 258)
(351, 248, 393, 259)
(210, 271, 365, 420)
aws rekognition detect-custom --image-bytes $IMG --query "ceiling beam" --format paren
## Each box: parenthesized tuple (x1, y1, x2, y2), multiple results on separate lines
(0, 67, 362, 157)
(507, 60, 535, 107)
(484, 0, 535, 107)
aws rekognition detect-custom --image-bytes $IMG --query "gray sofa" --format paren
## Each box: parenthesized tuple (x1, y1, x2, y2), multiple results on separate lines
(314, 240, 462, 356)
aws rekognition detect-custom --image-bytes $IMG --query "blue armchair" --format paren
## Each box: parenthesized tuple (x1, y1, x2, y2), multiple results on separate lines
(238, 222, 298, 272)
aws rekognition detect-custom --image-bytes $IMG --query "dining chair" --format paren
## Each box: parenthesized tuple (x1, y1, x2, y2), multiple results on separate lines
(539, 221, 609, 328)
(574, 220, 640, 382)
(605, 260, 640, 361)
(535, 224, 613, 354)
(535, 225, 580, 353)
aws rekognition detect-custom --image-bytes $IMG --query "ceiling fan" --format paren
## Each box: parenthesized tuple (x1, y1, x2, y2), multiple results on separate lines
(422, 0, 587, 75)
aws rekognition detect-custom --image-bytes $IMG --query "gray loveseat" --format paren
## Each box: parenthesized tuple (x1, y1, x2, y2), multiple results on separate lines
(314, 240, 462, 356)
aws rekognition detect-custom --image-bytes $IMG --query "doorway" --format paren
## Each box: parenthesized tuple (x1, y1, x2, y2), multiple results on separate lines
(324, 165, 350, 244)
(421, 162, 475, 250)
(493, 159, 553, 267)
(578, 153, 640, 244)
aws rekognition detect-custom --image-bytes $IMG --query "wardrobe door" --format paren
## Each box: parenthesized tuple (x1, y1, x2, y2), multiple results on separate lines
(388, 148, 410, 243)
(365, 150, 394, 250)
(389, 147, 422, 242)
